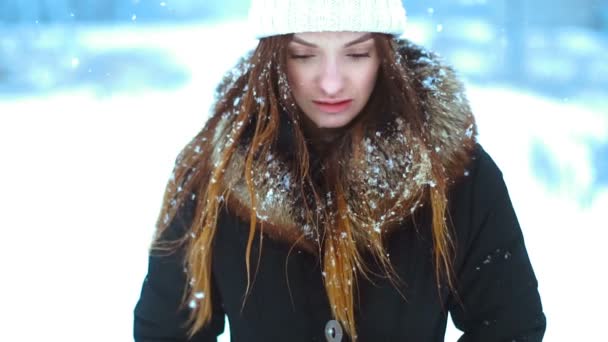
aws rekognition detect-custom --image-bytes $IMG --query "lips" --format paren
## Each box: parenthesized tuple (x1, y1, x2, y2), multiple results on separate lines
(313, 99, 353, 113)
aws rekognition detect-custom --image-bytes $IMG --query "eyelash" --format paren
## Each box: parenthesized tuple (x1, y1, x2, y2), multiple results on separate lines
(289, 53, 371, 60)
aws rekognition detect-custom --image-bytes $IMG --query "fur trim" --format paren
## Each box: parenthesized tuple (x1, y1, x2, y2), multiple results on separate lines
(201, 39, 477, 254)
(396, 42, 476, 180)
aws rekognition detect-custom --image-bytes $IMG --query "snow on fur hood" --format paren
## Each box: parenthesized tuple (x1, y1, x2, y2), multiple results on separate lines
(189, 39, 477, 254)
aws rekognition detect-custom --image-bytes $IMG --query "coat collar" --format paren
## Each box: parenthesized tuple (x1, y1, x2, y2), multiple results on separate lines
(205, 39, 477, 254)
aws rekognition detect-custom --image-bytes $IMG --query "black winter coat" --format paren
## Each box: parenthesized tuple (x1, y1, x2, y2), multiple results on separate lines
(134, 145, 545, 341)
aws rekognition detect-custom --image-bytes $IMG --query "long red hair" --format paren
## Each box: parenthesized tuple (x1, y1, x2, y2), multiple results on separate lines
(153, 33, 456, 340)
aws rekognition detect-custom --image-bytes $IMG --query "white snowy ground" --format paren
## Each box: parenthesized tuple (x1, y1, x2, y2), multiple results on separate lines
(0, 21, 606, 341)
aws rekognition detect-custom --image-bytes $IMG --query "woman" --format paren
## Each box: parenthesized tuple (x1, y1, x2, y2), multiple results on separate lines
(134, 0, 546, 341)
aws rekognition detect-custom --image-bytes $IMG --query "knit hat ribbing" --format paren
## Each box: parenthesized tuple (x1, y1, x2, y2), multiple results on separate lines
(248, 0, 407, 39)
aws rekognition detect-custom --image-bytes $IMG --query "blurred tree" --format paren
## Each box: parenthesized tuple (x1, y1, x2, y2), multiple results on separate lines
(0, 0, 72, 22)
(596, 0, 608, 31)
(504, 0, 525, 83)
(0, 0, 253, 22)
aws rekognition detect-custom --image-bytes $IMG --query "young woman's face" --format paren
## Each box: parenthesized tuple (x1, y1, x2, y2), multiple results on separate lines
(286, 32, 381, 129)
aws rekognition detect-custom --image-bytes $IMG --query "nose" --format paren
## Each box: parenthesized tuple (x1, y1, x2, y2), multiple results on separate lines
(318, 58, 344, 97)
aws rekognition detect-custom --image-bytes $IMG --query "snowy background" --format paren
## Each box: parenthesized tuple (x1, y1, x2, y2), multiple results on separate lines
(0, 1, 606, 341)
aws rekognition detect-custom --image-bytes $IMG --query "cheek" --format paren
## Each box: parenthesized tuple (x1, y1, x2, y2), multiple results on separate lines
(359, 67, 379, 94)
(287, 70, 312, 102)
(286, 66, 302, 92)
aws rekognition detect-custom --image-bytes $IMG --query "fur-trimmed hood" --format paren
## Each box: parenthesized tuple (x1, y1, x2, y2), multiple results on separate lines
(199, 39, 477, 254)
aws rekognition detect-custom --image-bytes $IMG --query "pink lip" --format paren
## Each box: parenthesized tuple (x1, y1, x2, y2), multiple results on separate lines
(313, 99, 353, 113)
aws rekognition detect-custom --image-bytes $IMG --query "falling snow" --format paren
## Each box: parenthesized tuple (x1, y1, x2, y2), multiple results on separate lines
(0, 16, 604, 342)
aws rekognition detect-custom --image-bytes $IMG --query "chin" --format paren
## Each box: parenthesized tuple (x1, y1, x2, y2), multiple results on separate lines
(313, 113, 358, 129)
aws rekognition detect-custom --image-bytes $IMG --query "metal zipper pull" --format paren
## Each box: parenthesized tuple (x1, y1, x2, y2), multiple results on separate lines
(325, 319, 343, 342)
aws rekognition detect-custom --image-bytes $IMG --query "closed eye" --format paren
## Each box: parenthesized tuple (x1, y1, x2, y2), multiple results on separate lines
(348, 53, 371, 59)
(290, 54, 314, 59)
(290, 53, 370, 60)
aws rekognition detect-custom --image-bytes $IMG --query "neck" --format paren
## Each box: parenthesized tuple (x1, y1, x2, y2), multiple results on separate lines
(300, 116, 352, 155)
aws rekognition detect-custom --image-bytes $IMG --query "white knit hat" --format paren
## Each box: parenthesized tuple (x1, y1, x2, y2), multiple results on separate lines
(247, 0, 407, 39)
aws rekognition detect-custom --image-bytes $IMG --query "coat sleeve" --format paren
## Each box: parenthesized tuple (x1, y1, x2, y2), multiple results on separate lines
(448, 147, 546, 341)
(133, 199, 226, 342)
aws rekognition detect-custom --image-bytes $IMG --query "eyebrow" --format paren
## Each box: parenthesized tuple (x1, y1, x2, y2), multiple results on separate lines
(290, 33, 373, 48)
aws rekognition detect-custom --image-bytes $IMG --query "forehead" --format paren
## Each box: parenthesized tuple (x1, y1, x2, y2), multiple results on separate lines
(290, 32, 374, 47)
